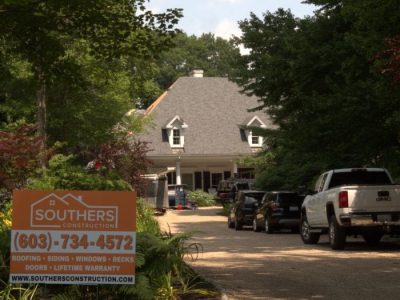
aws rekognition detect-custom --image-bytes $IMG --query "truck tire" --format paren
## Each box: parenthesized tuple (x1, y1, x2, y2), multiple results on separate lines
(362, 232, 383, 246)
(234, 219, 242, 231)
(265, 216, 274, 234)
(300, 215, 320, 244)
(329, 215, 346, 250)
(253, 218, 261, 232)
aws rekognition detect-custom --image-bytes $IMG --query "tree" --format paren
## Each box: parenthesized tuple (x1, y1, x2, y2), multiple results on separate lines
(233, 3, 400, 189)
(0, 0, 182, 160)
(132, 32, 241, 108)
(379, 35, 400, 84)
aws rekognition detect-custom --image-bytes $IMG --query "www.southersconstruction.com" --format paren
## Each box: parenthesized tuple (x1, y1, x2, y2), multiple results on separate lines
(10, 274, 134, 284)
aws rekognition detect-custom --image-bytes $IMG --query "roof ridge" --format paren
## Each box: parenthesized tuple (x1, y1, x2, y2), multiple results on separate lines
(145, 80, 178, 115)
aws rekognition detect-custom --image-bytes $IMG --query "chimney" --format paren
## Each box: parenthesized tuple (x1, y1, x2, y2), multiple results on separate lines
(191, 69, 204, 78)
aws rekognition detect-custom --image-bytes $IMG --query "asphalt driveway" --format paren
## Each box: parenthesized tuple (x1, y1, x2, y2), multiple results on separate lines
(157, 207, 400, 300)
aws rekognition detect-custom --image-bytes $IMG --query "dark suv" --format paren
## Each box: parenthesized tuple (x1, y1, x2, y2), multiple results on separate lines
(228, 190, 266, 230)
(253, 191, 305, 233)
(217, 179, 255, 204)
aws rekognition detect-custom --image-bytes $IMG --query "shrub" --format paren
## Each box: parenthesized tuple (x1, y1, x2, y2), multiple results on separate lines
(28, 154, 132, 191)
(188, 190, 216, 207)
(137, 197, 161, 235)
(0, 201, 11, 281)
(0, 124, 44, 200)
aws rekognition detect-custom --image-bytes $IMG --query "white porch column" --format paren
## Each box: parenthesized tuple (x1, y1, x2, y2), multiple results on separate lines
(232, 161, 238, 177)
(176, 161, 182, 185)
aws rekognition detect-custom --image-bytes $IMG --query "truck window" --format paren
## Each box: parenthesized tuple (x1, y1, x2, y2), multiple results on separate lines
(319, 174, 328, 192)
(328, 171, 392, 189)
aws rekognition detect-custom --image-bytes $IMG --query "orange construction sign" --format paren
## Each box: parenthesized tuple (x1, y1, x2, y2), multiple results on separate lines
(9, 190, 136, 285)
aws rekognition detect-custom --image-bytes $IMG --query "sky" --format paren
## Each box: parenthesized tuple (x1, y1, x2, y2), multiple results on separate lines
(148, 0, 317, 39)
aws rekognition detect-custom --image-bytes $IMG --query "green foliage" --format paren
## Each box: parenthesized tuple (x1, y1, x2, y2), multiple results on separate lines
(136, 197, 161, 235)
(0, 281, 38, 300)
(0, 0, 182, 149)
(233, 3, 400, 190)
(188, 190, 216, 207)
(133, 32, 242, 108)
(0, 202, 11, 281)
(28, 154, 132, 191)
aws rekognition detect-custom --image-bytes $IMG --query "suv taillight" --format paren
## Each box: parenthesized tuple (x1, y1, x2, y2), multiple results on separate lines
(271, 202, 280, 210)
(338, 191, 348, 208)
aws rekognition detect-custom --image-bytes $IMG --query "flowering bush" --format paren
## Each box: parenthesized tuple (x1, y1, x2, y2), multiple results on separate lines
(0, 201, 12, 281)
(0, 202, 12, 230)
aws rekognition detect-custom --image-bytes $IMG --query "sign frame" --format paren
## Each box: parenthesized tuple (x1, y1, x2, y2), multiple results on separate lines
(9, 190, 136, 285)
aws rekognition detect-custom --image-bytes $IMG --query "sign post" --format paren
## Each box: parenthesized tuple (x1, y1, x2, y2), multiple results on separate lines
(9, 190, 136, 285)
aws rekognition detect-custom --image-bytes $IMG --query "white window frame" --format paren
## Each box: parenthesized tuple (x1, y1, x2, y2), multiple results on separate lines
(245, 116, 266, 148)
(248, 130, 263, 147)
(169, 127, 184, 148)
(165, 115, 188, 148)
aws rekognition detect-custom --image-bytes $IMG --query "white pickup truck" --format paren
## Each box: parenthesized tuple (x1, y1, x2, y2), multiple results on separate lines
(300, 168, 400, 250)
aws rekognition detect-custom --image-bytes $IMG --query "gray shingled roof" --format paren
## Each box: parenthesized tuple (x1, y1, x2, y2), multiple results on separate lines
(143, 77, 272, 156)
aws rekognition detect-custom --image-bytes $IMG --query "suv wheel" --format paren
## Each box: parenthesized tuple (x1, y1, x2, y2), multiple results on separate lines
(265, 217, 274, 234)
(234, 219, 242, 231)
(300, 215, 320, 244)
(253, 218, 261, 232)
(329, 215, 346, 250)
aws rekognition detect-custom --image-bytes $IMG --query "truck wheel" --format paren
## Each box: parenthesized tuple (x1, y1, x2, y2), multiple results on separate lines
(234, 219, 242, 231)
(227, 216, 234, 228)
(253, 218, 261, 232)
(265, 217, 274, 234)
(300, 215, 320, 244)
(362, 232, 383, 246)
(329, 215, 346, 250)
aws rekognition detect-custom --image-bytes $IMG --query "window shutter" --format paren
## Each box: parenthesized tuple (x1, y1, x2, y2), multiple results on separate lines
(161, 129, 168, 142)
(240, 129, 247, 142)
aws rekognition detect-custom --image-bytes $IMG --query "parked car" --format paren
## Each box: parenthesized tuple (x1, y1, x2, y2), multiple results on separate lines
(228, 190, 266, 230)
(301, 168, 400, 250)
(253, 191, 305, 233)
(217, 179, 255, 204)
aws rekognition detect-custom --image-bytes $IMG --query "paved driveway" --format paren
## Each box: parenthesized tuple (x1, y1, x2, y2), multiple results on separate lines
(157, 207, 400, 300)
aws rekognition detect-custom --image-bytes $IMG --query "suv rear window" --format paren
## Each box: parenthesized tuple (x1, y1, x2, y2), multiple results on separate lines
(329, 170, 392, 189)
(244, 193, 265, 204)
(277, 193, 304, 206)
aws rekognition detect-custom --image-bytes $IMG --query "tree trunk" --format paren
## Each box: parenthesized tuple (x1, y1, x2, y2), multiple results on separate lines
(36, 71, 47, 169)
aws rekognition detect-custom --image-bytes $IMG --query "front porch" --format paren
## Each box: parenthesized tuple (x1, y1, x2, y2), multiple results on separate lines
(148, 155, 254, 192)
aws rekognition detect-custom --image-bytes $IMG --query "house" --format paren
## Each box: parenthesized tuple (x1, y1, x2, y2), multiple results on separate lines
(142, 69, 272, 191)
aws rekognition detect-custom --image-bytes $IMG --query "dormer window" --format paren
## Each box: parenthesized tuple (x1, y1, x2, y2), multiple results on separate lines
(250, 131, 263, 147)
(242, 115, 267, 148)
(164, 115, 188, 148)
(172, 128, 183, 146)
(172, 129, 180, 145)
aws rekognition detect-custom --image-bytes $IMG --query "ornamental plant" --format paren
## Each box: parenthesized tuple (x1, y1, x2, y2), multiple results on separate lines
(0, 202, 12, 282)
(0, 124, 44, 195)
(188, 190, 216, 207)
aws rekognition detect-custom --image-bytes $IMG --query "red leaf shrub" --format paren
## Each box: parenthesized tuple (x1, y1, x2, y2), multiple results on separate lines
(0, 124, 44, 192)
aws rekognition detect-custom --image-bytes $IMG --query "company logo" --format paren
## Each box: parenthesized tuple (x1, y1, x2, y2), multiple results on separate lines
(30, 193, 118, 229)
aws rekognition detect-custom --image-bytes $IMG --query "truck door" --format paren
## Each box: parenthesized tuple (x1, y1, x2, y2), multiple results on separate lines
(307, 173, 328, 225)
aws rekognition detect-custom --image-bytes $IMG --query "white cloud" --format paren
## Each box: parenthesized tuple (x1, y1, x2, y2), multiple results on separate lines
(214, 19, 241, 40)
